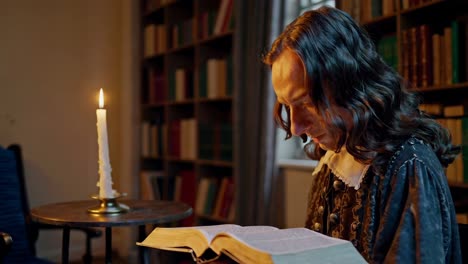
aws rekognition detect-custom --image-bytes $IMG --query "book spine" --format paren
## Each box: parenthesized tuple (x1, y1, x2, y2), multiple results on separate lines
(452, 20, 460, 84)
(410, 27, 420, 88)
(419, 24, 432, 87)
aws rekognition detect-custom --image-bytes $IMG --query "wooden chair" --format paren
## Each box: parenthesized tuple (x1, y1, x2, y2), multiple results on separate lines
(0, 144, 101, 263)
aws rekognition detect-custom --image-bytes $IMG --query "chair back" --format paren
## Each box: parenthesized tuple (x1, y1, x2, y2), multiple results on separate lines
(0, 145, 36, 262)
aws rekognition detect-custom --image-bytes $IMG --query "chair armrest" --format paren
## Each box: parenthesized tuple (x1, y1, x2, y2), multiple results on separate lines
(0, 232, 13, 259)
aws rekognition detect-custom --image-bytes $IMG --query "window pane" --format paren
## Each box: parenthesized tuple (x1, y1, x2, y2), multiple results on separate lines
(325, 0, 335, 7)
(300, 0, 309, 7)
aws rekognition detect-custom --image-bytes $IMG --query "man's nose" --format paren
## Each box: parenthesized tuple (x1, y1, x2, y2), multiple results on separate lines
(290, 107, 308, 136)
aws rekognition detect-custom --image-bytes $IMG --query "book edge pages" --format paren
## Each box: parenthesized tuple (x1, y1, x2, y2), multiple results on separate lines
(136, 243, 199, 262)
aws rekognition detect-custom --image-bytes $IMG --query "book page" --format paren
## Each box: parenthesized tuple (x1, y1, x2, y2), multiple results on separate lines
(221, 227, 349, 255)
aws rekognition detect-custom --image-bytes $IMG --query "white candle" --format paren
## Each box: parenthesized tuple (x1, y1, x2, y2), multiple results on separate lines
(96, 88, 114, 198)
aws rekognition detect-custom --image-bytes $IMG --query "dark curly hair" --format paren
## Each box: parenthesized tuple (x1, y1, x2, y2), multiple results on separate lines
(263, 6, 459, 173)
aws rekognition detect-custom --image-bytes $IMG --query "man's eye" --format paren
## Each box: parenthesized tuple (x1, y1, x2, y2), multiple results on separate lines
(302, 102, 315, 110)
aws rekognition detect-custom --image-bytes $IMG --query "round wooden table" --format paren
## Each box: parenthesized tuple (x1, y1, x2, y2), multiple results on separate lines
(31, 199, 192, 264)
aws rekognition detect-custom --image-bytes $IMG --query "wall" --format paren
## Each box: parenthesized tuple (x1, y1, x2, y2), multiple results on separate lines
(0, 0, 139, 261)
(277, 160, 317, 228)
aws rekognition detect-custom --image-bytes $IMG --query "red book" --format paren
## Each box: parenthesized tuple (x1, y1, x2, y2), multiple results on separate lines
(179, 170, 197, 226)
(410, 27, 420, 88)
(401, 29, 411, 84)
(221, 0, 233, 33)
(219, 178, 235, 218)
(419, 24, 433, 87)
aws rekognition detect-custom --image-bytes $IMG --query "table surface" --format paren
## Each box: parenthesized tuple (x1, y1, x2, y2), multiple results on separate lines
(31, 199, 192, 228)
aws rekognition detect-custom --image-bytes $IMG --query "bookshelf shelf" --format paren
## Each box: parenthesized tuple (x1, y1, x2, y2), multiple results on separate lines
(198, 31, 233, 44)
(140, 0, 236, 229)
(197, 160, 233, 167)
(362, 13, 396, 27)
(415, 82, 468, 92)
(143, 54, 165, 63)
(197, 213, 233, 224)
(167, 99, 196, 106)
(400, 0, 448, 15)
(198, 97, 233, 103)
(142, 103, 165, 108)
(449, 181, 468, 189)
(167, 158, 196, 164)
(340, 0, 468, 208)
(144, 7, 165, 19)
(167, 44, 196, 54)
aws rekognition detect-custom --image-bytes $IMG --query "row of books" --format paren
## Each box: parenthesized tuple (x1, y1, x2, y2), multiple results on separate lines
(342, 0, 444, 24)
(199, 122, 233, 162)
(199, 56, 233, 99)
(141, 120, 233, 162)
(144, 24, 167, 57)
(168, 119, 198, 160)
(143, 0, 234, 58)
(141, 121, 165, 159)
(168, 67, 194, 102)
(143, 55, 233, 104)
(140, 170, 164, 200)
(420, 104, 468, 183)
(438, 117, 468, 184)
(144, 0, 174, 12)
(172, 18, 195, 48)
(140, 169, 197, 226)
(402, 19, 468, 89)
(341, 0, 396, 23)
(140, 170, 235, 224)
(195, 176, 235, 221)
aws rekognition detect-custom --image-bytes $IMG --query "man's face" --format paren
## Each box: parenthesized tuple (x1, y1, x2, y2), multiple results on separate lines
(271, 49, 352, 151)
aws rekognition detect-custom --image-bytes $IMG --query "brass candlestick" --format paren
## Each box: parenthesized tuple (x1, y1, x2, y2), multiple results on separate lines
(87, 192, 129, 214)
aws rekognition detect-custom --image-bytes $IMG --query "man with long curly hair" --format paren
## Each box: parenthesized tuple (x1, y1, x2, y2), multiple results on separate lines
(264, 6, 462, 263)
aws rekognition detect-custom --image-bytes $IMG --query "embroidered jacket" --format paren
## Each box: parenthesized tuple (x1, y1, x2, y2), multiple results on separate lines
(305, 137, 462, 263)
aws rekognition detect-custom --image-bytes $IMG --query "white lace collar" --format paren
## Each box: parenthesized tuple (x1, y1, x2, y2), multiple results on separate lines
(312, 147, 370, 190)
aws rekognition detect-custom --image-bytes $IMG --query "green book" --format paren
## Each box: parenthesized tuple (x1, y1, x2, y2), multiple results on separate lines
(452, 20, 460, 83)
(204, 179, 218, 215)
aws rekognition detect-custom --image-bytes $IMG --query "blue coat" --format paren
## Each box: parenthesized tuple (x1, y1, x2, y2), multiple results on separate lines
(305, 137, 462, 263)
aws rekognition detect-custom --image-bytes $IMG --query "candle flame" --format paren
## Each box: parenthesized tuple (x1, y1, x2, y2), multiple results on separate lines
(99, 88, 104, 108)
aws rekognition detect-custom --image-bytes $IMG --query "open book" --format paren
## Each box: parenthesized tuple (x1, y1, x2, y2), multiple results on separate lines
(136, 224, 366, 263)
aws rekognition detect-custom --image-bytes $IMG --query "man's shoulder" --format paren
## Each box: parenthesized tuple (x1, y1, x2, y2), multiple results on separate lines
(388, 137, 441, 172)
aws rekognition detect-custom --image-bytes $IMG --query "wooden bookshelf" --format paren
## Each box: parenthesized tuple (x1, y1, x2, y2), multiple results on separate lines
(139, 0, 236, 227)
(339, 0, 468, 203)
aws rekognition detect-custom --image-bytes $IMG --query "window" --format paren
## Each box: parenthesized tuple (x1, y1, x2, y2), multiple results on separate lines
(275, 0, 335, 161)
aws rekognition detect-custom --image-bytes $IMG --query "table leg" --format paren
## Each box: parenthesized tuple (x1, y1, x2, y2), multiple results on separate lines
(62, 227, 70, 264)
(105, 227, 112, 264)
(139, 225, 150, 264)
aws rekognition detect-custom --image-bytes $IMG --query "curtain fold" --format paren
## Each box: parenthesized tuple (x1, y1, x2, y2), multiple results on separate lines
(234, 0, 284, 226)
